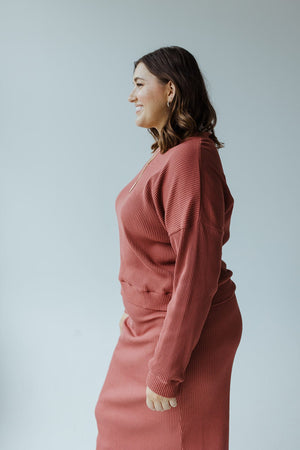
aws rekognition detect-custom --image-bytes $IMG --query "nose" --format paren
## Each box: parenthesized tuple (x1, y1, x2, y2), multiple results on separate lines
(128, 88, 137, 103)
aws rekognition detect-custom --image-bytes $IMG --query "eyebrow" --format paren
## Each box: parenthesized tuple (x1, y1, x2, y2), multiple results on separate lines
(133, 77, 146, 83)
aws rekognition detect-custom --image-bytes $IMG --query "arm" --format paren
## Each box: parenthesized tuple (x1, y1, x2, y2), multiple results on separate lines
(146, 139, 225, 397)
(146, 219, 224, 397)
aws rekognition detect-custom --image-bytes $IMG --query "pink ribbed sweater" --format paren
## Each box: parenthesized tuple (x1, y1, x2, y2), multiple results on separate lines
(114, 132, 236, 398)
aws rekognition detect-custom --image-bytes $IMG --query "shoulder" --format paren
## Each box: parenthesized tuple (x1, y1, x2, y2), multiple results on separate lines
(161, 133, 216, 171)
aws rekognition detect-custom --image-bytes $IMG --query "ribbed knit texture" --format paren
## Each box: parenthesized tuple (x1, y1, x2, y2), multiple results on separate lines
(94, 132, 243, 449)
(115, 133, 236, 397)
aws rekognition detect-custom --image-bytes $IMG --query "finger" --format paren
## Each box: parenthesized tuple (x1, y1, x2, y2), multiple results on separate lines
(161, 399, 171, 411)
(169, 398, 177, 407)
(154, 400, 163, 411)
(146, 397, 155, 411)
(120, 317, 126, 332)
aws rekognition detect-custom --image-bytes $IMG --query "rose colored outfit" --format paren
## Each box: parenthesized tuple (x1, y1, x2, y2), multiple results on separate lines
(95, 132, 243, 450)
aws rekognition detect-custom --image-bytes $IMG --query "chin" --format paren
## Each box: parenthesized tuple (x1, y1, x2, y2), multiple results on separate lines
(136, 119, 149, 129)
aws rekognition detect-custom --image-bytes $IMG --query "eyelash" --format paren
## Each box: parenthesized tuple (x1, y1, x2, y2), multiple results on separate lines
(136, 83, 143, 87)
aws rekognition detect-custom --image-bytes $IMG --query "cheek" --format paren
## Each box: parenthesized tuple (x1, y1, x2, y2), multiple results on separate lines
(152, 88, 166, 108)
(139, 88, 151, 104)
(139, 87, 165, 114)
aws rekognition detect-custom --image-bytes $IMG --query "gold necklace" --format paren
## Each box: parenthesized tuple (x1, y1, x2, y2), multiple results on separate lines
(129, 148, 161, 192)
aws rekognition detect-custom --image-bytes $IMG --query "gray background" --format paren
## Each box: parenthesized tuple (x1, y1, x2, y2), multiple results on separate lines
(1, 0, 299, 449)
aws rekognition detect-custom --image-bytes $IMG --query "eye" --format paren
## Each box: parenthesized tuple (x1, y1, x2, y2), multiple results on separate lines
(136, 83, 143, 87)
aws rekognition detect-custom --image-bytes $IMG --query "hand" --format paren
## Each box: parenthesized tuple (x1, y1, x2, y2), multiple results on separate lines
(145, 385, 177, 412)
(119, 312, 129, 333)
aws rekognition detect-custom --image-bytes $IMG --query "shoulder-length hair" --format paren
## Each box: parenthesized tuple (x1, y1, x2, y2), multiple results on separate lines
(133, 46, 224, 154)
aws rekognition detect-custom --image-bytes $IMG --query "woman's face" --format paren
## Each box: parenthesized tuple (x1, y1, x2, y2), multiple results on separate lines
(128, 62, 172, 133)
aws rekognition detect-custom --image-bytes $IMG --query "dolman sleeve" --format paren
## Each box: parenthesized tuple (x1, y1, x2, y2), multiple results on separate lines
(146, 140, 225, 398)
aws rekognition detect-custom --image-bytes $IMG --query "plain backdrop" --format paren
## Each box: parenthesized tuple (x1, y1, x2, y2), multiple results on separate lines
(0, 1, 299, 449)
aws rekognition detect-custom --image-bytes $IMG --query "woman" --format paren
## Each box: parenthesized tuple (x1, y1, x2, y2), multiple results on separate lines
(94, 46, 243, 450)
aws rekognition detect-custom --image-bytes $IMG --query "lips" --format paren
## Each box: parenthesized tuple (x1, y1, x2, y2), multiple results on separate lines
(136, 105, 143, 113)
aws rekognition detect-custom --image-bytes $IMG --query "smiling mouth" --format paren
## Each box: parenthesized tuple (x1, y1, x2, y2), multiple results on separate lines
(136, 106, 143, 113)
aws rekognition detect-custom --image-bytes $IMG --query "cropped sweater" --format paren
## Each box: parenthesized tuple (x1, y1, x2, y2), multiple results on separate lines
(114, 131, 236, 398)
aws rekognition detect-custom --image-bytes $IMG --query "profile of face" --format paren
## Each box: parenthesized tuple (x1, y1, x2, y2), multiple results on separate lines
(128, 62, 175, 134)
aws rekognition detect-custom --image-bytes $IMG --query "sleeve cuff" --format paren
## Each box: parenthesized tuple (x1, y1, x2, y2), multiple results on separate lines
(146, 369, 182, 398)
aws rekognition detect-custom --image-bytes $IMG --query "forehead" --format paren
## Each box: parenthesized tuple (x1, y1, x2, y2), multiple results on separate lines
(133, 62, 152, 81)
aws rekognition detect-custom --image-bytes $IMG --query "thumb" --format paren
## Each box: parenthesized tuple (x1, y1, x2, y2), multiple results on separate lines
(169, 398, 177, 407)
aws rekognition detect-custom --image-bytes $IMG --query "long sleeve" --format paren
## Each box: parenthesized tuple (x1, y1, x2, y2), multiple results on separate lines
(146, 139, 226, 397)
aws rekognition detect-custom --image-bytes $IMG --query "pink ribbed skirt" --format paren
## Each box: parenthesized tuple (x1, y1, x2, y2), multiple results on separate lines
(94, 294, 242, 450)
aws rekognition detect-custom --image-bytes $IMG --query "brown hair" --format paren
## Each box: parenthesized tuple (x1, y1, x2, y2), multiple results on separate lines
(133, 46, 224, 154)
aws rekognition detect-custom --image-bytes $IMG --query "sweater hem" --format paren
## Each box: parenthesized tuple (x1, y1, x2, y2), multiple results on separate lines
(120, 279, 170, 311)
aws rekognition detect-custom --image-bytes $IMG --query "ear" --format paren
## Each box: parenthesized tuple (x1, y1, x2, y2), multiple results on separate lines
(167, 80, 176, 103)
